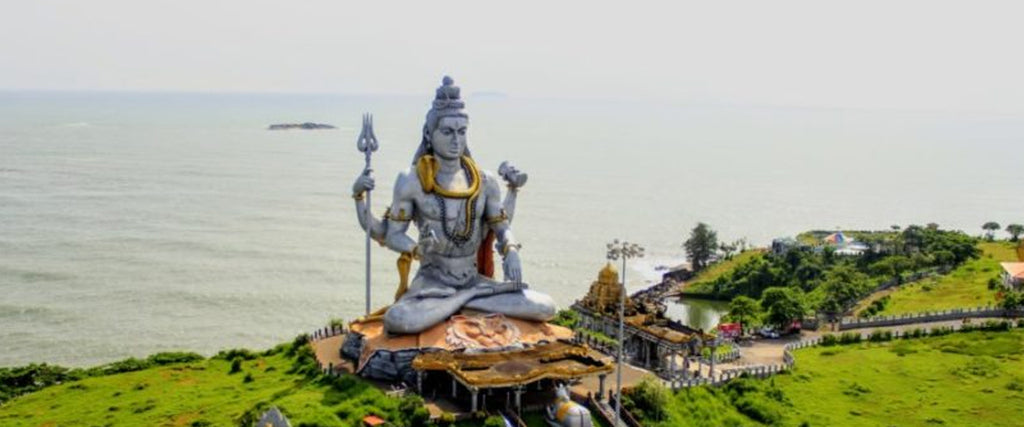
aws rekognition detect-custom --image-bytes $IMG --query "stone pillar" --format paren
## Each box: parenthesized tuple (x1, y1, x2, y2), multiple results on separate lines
(709, 346, 716, 380)
(470, 388, 479, 413)
(417, 371, 423, 395)
(669, 351, 676, 382)
(451, 378, 457, 398)
(514, 386, 523, 415)
(597, 374, 607, 400)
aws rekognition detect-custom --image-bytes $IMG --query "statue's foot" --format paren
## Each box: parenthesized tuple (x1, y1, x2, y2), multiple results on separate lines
(477, 281, 528, 296)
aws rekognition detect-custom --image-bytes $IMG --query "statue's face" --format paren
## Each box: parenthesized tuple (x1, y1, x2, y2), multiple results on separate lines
(430, 116, 468, 160)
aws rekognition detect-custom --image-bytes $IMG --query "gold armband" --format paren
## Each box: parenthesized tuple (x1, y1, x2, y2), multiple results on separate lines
(388, 208, 412, 222)
(352, 192, 365, 201)
(486, 209, 509, 225)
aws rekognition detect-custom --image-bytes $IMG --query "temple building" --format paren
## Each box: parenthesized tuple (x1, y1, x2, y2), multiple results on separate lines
(572, 263, 710, 387)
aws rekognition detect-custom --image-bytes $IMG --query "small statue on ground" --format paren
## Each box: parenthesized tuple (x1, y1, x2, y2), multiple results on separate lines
(351, 76, 556, 334)
(546, 384, 593, 427)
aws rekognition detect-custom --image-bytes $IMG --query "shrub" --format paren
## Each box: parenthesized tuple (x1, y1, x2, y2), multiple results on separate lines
(989, 277, 1002, 290)
(229, 359, 243, 374)
(438, 412, 456, 425)
(551, 309, 580, 329)
(95, 358, 151, 375)
(622, 378, 669, 422)
(398, 395, 429, 427)
(482, 416, 506, 427)
(146, 352, 204, 366)
(839, 332, 862, 344)
(0, 363, 80, 404)
(242, 373, 254, 383)
(214, 348, 257, 361)
(868, 330, 893, 342)
(820, 334, 838, 346)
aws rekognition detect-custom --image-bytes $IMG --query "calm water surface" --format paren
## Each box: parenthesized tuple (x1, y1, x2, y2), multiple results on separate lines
(2, 92, 1022, 366)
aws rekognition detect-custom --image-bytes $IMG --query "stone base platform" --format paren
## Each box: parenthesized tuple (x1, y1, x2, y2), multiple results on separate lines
(328, 310, 575, 385)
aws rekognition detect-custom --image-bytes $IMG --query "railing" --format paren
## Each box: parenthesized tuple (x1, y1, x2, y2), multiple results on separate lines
(310, 324, 347, 341)
(838, 307, 1023, 330)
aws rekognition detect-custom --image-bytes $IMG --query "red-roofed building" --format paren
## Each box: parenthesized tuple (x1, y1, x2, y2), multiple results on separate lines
(1000, 262, 1024, 290)
(362, 415, 388, 427)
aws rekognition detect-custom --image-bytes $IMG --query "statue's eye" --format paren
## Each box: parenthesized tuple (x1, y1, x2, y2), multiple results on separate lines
(458, 128, 467, 135)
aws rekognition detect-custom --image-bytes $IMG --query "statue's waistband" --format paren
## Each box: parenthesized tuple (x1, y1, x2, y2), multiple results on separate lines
(419, 254, 479, 287)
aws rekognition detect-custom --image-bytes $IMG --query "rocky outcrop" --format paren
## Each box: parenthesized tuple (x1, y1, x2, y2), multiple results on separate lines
(267, 122, 336, 130)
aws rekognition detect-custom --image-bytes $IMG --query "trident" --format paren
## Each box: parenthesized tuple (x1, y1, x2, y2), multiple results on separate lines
(357, 113, 379, 316)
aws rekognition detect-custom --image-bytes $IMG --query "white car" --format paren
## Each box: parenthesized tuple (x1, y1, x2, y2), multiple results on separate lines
(759, 327, 780, 339)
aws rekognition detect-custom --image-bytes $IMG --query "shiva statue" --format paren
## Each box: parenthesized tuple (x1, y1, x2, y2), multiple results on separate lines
(351, 76, 556, 334)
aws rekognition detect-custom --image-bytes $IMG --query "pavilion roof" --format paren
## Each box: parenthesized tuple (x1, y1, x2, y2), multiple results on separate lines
(412, 341, 613, 389)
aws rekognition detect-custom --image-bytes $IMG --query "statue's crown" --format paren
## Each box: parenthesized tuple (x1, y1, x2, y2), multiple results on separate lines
(432, 76, 464, 111)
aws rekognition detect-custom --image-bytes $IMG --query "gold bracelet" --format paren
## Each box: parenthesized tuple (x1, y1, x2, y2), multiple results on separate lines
(501, 243, 522, 256)
(352, 192, 365, 201)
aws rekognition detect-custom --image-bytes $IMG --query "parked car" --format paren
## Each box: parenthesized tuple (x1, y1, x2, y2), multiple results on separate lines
(759, 327, 780, 339)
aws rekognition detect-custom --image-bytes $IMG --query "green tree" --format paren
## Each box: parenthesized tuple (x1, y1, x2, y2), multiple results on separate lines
(684, 222, 719, 272)
(622, 377, 669, 422)
(1000, 291, 1022, 312)
(869, 255, 914, 281)
(760, 287, 807, 329)
(1006, 224, 1024, 242)
(727, 296, 762, 329)
(983, 221, 1001, 241)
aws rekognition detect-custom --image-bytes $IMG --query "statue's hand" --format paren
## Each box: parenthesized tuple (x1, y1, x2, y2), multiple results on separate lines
(417, 225, 440, 255)
(498, 161, 528, 190)
(351, 168, 375, 196)
(503, 249, 523, 283)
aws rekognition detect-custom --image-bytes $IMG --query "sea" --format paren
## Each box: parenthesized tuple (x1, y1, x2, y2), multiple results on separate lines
(1, 91, 1022, 367)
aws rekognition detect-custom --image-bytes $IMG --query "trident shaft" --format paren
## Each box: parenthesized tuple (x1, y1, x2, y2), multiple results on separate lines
(357, 113, 379, 315)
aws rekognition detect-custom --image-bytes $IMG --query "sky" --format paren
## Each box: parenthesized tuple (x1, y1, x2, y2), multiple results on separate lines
(3, 0, 1023, 112)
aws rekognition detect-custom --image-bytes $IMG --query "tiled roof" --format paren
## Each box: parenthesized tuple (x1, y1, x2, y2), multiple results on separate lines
(1001, 262, 1024, 279)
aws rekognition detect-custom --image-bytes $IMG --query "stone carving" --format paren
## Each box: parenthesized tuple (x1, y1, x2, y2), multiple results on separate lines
(351, 76, 556, 334)
(256, 407, 292, 427)
(445, 313, 522, 351)
(546, 383, 593, 427)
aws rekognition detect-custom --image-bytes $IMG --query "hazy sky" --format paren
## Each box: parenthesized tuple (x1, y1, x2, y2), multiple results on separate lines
(3, 1, 1023, 112)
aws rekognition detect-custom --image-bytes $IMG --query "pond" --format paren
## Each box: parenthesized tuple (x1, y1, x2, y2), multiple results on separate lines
(664, 297, 730, 331)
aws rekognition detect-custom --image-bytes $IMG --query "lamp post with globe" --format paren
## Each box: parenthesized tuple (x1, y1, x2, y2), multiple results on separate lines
(606, 239, 644, 426)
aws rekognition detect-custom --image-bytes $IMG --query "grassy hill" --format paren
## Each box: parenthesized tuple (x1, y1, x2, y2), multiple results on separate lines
(0, 338, 424, 427)
(629, 327, 1024, 427)
(684, 249, 765, 295)
(877, 241, 1017, 315)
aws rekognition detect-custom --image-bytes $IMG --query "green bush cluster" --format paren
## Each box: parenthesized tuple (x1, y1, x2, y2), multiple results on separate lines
(622, 378, 670, 422)
(859, 296, 891, 318)
(707, 226, 979, 314)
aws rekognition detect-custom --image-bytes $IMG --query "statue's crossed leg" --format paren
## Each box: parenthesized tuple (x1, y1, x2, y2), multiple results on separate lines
(383, 275, 556, 335)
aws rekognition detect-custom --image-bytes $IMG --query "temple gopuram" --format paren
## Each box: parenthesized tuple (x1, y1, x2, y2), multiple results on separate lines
(573, 263, 712, 387)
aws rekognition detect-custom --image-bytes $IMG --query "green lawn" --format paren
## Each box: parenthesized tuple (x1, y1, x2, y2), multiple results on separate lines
(879, 242, 1017, 315)
(773, 328, 1024, 426)
(685, 249, 766, 294)
(633, 328, 1024, 427)
(0, 343, 413, 427)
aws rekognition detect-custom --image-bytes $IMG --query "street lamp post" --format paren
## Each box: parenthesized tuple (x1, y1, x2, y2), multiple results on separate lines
(606, 239, 644, 427)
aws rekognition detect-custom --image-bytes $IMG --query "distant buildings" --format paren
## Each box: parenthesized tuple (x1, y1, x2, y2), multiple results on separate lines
(772, 231, 868, 257)
(1000, 262, 1024, 290)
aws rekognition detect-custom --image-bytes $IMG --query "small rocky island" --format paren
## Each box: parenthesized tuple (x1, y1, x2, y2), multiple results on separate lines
(267, 122, 336, 130)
